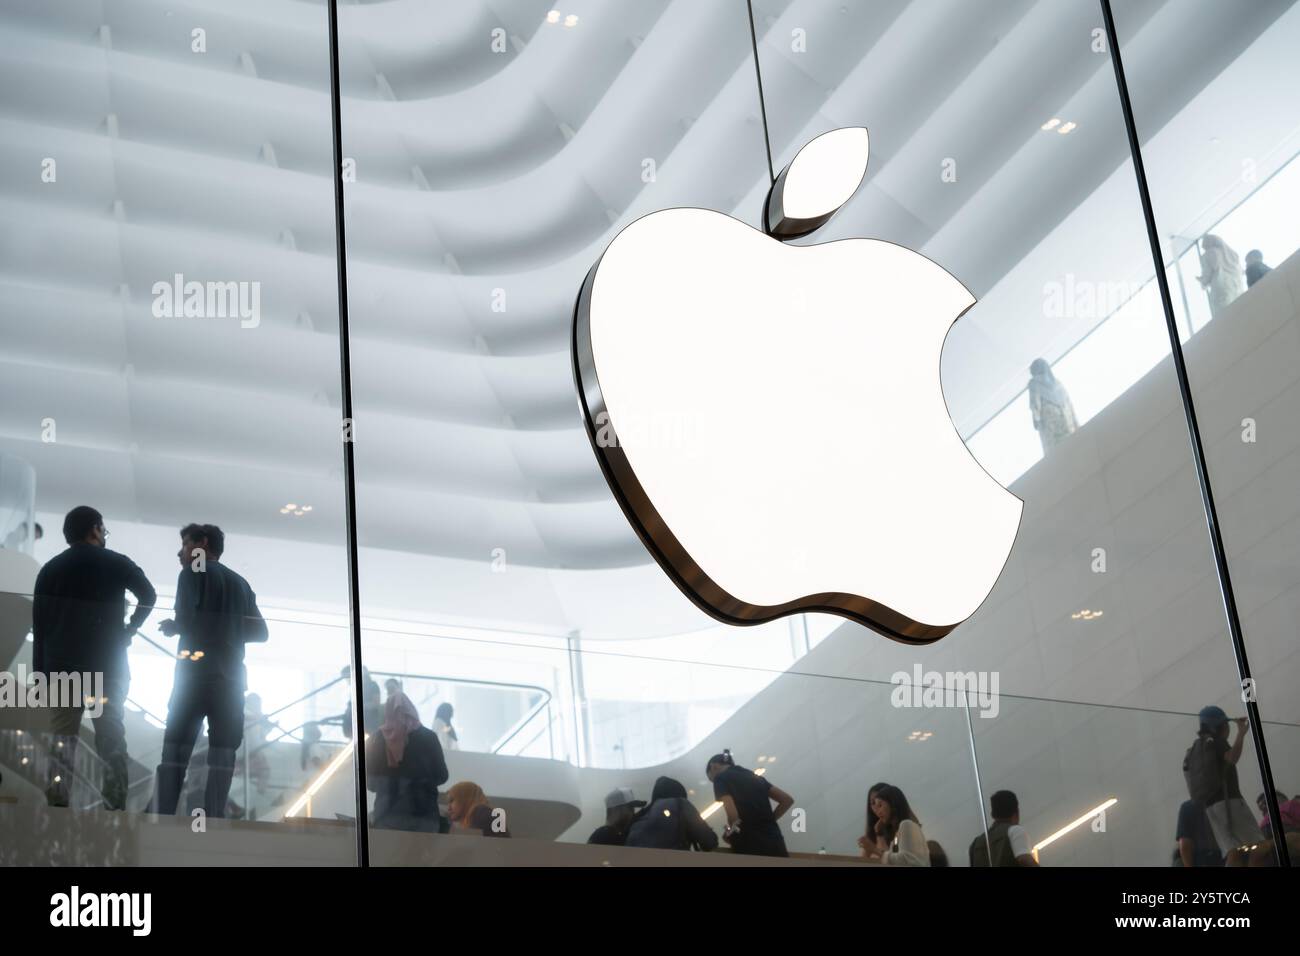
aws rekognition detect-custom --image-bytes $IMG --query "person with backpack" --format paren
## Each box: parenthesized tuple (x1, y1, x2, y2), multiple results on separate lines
(1172, 799, 1224, 866)
(969, 790, 1038, 867)
(1183, 705, 1264, 855)
(625, 776, 718, 852)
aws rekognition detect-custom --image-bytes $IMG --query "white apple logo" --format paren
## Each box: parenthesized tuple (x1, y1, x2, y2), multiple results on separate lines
(573, 128, 1021, 643)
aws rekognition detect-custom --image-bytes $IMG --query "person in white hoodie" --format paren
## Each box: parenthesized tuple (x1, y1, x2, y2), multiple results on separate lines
(862, 784, 930, 866)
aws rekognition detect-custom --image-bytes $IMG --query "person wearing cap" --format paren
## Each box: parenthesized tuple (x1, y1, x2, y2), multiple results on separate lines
(588, 787, 645, 846)
(1184, 705, 1263, 855)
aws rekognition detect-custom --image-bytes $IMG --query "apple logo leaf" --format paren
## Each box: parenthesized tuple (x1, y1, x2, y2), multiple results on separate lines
(573, 127, 1022, 645)
(765, 126, 869, 240)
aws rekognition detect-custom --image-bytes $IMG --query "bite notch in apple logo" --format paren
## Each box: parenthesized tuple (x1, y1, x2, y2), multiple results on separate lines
(572, 127, 1022, 644)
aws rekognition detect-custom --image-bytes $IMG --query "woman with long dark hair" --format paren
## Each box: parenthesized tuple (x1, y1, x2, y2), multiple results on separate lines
(857, 781, 892, 856)
(625, 776, 718, 852)
(705, 750, 794, 858)
(862, 784, 930, 866)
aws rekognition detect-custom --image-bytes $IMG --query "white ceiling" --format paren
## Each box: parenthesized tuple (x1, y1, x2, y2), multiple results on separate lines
(0, 0, 1294, 630)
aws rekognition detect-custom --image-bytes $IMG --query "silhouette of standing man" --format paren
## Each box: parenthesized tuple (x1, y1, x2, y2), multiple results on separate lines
(151, 523, 266, 818)
(32, 506, 156, 809)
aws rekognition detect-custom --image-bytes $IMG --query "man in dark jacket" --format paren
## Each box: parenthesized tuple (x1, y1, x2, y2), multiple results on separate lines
(32, 506, 157, 809)
(151, 523, 266, 818)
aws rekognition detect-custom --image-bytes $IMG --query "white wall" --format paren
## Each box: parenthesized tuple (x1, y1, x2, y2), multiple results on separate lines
(557, 251, 1300, 865)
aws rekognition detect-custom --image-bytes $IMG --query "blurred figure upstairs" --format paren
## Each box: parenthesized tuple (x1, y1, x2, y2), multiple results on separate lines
(1028, 358, 1077, 456)
(33, 506, 156, 809)
(1244, 249, 1272, 288)
(1197, 234, 1245, 317)
(433, 701, 459, 753)
(338, 666, 382, 742)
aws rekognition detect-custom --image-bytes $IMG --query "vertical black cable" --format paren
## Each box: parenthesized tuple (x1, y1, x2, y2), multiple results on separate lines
(1100, 0, 1288, 867)
(325, 0, 370, 868)
(746, 0, 775, 185)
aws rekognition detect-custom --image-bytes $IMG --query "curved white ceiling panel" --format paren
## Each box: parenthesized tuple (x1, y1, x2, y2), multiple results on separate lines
(0, 0, 1287, 601)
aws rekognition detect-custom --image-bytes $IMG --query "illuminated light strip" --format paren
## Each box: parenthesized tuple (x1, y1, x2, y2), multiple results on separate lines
(284, 736, 364, 819)
(1032, 798, 1117, 858)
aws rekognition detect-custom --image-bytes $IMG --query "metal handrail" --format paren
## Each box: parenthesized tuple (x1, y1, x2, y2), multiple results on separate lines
(369, 669, 551, 702)
(500, 707, 558, 758)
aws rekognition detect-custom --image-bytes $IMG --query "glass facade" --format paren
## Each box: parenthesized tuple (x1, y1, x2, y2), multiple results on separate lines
(0, 0, 1295, 868)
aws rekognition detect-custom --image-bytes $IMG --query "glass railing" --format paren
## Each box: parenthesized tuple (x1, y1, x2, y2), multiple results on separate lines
(0, 588, 566, 823)
(5, 585, 1297, 867)
(962, 147, 1300, 488)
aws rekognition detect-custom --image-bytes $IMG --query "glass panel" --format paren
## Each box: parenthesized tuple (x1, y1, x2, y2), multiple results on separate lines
(337, 0, 793, 863)
(1115, 0, 1300, 865)
(0, 1, 358, 863)
(752, 0, 1247, 868)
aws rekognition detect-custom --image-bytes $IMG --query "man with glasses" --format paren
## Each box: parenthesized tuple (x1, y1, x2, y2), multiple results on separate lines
(32, 505, 157, 809)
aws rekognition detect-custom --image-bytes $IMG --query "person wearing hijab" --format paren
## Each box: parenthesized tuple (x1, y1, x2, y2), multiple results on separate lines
(705, 750, 794, 857)
(625, 776, 718, 852)
(1197, 234, 1245, 317)
(364, 691, 449, 833)
(1028, 357, 1078, 455)
(862, 784, 930, 866)
(446, 780, 510, 837)
(433, 701, 459, 752)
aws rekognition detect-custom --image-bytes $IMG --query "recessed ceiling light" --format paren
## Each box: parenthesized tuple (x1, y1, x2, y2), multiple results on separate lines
(1041, 118, 1061, 131)
(1057, 121, 1077, 135)
(564, 14, 579, 27)
(547, 10, 560, 23)
(281, 502, 313, 516)
(1071, 609, 1103, 621)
